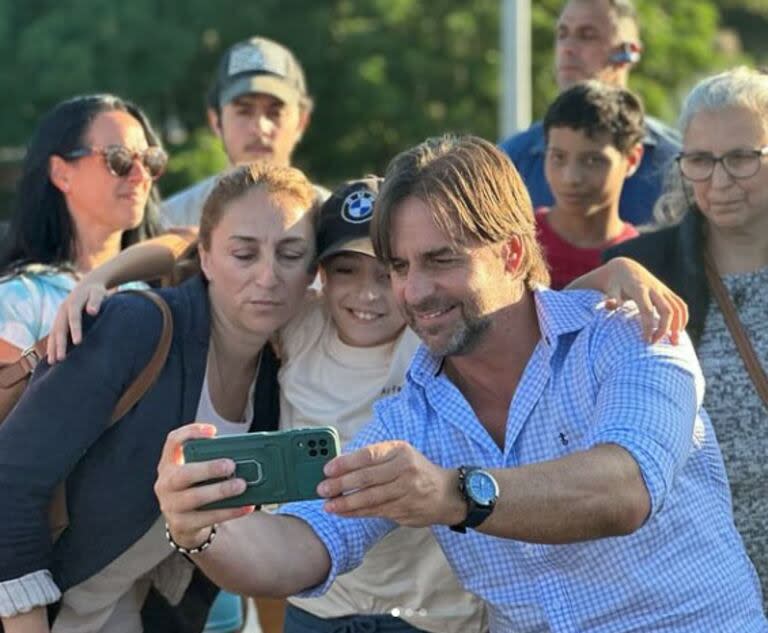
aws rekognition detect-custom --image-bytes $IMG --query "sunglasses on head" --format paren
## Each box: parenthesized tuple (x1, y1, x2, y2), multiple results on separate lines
(62, 145, 168, 180)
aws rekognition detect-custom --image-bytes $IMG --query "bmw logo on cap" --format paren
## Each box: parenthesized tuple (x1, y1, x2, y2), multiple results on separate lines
(341, 190, 376, 224)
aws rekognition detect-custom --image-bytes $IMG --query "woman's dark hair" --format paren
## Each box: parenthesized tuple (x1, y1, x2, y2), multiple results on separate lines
(0, 94, 163, 276)
(543, 80, 645, 154)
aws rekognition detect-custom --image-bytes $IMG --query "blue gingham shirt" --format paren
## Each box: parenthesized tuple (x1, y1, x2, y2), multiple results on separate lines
(281, 289, 767, 632)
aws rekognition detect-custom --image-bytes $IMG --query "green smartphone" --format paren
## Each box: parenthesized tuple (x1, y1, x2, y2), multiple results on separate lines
(183, 426, 341, 509)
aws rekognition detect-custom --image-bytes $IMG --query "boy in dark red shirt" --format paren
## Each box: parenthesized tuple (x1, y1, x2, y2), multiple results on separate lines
(537, 81, 644, 288)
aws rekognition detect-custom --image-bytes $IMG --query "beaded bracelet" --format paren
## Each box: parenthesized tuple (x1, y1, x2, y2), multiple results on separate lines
(165, 523, 217, 555)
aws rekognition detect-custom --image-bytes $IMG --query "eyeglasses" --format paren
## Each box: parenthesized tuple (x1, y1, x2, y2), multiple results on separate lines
(63, 145, 168, 180)
(676, 146, 768, 182)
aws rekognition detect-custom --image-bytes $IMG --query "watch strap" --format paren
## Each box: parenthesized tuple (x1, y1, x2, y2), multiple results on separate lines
(450, 466, 495, 533)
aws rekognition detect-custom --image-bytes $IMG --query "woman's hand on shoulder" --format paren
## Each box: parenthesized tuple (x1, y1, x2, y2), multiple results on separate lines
(569, 257, 689, 344)
(155, 423, 256, 551)
(46, 280, 109, 363)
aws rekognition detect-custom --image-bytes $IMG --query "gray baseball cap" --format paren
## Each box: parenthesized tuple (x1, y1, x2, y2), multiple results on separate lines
(213, 37, 309, 108)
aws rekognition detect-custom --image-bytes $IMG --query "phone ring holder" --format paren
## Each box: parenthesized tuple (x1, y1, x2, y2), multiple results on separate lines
(234, 459, 264, 485)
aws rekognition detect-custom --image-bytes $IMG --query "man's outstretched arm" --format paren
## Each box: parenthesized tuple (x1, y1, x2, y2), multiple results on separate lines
(317, 440, 650, 543)
(155, 424, 331, 598)
(317, 322, 700, 543)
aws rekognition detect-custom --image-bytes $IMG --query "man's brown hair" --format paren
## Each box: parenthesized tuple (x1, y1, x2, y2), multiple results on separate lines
(372, 134, 550, 289)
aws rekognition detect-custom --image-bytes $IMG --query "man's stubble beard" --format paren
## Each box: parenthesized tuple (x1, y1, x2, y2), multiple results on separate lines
(406, 298, 493, 357)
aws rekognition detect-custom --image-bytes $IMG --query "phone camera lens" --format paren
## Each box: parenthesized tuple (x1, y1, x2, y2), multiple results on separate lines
(320, 448, 328, 456)
(308, 440, 316, 448)
(319, 439, 327, 447)
(309, 449, 318, 457)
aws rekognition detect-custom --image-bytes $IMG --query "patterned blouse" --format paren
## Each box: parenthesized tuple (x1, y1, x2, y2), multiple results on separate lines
(697, 265, 768, 604)
(0, 265, 146, 350)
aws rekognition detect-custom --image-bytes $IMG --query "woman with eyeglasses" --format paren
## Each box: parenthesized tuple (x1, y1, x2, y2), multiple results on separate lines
(605, 66, 768, 604)
(0, 93, 167, 364)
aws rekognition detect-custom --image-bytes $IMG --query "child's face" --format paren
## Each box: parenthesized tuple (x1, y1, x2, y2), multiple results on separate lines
(545, 127, 641, 217)
(321, 252, 406, 348)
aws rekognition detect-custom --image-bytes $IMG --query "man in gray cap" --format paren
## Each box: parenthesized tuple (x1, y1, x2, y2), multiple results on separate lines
(163, 36, 319, 227)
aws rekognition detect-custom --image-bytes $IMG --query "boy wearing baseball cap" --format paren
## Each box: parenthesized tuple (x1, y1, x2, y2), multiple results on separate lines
(163, 37, 325, 228)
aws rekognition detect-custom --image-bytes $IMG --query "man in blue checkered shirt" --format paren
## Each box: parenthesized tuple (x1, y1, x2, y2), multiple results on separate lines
(158, 135, 767, 632)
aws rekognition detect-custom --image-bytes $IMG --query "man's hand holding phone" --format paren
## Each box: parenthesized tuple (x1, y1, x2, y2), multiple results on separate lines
(157, 424, 342, 550)
(318, 440, 466, 529)
(155, 423, 334, 597)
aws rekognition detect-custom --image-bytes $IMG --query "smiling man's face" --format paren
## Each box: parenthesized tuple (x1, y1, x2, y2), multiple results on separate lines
(386, 196, 517, 357)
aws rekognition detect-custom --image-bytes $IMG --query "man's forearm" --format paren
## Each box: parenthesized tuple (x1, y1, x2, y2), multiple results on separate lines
(192, 512, 331, 598)
(321, 441, 651, 544)
(457, 444, 651, 543)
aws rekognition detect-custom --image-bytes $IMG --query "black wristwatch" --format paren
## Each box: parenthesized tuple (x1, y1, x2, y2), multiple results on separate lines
(449, 466, 499, 533)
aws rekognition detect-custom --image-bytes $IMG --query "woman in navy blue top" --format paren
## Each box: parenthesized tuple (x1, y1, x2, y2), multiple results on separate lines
(0, 163, 317, 633)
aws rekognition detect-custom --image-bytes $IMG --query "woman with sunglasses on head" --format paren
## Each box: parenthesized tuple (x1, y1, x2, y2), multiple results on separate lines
(0, 93, 167, 364)
(0, 162, 316, 633)
(605, 66, 768, 605)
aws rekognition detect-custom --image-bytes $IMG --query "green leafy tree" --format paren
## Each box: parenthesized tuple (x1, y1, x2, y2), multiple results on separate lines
(719, 0, 768, 66)
(160, 129, 228, 198)
(0, 0, 756, 217)
(530, 0, 736, 123)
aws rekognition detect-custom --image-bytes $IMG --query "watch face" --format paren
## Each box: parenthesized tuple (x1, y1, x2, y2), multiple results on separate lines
(466, 470, 498, 505)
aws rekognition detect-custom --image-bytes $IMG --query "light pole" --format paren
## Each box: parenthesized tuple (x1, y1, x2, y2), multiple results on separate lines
(500, 0, 532, 139)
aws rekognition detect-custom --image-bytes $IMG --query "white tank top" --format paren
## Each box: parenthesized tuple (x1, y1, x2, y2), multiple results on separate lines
(196, 362, 256, 436)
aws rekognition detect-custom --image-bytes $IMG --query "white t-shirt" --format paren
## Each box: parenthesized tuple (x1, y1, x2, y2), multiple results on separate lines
(161, 177, 218, 229)
(279, 295, 487, 633)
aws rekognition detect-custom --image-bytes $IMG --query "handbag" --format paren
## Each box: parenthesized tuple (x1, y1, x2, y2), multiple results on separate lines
(704, 251, 768, 408)
(0, 289, 173, 540)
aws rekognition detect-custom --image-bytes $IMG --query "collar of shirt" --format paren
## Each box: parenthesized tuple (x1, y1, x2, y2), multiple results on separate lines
(407, 287, 603, 387)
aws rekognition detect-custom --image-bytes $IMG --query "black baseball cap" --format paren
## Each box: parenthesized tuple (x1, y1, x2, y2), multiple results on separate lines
(211, 37, 309, 108)
(315, 177, 382, 263)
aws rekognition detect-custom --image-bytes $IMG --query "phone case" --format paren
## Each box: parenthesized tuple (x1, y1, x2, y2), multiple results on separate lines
(183, 426, 341, 509)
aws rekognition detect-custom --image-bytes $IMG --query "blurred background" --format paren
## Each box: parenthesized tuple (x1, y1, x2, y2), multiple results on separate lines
(0, 0, 766, 221)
